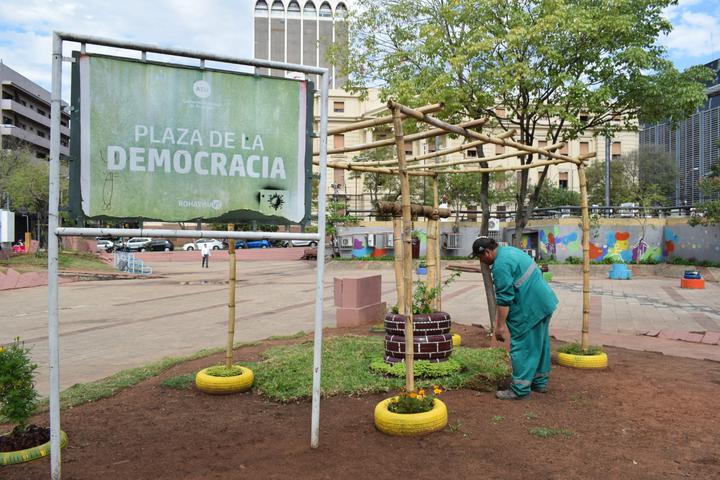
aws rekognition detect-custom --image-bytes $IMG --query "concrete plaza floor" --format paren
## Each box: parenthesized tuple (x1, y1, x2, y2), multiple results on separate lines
(2, 258, 720, 396)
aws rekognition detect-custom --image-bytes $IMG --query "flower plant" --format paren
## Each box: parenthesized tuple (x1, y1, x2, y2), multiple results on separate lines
(388, 385, 445, 414)
(392, 272, 461, 314)
(0, 338, 39, 430)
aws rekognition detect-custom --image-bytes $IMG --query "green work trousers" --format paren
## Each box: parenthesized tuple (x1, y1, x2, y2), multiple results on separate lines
(509, 314, 551, 397)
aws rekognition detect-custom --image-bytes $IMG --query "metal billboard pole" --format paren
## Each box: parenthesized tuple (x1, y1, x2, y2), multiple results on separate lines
(310, 70, 330, 449)
(47, 31, 331, 478)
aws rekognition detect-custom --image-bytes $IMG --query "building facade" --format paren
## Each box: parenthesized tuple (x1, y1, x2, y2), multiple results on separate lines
(640, 58, 720, 206)
(253, 0, 348, 89)
(0, 63, 70, 158)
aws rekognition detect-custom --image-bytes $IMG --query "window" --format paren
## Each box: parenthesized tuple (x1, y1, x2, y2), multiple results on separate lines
(558, 172, 569, 190)
(61, 120, 68, 127)
(333, 167, 344, 188)
(35, 150, 45, 159)
(495, 144, 505, 155)
(427, 141, 436, 153)
(2, 116, 12, 125)
(37, 109, 46, 117)
(333, 101, 345, 113)
(254, 0, 268, 12)
(579, 141, 589, 155)
(271, 0, 284, 14)
(335, 2, 347, 18)
(333, 134, 344, 149)
(319, 2, 332, 17)
(287, 1, 300, 15)
(304, 1, 316, 17)
(560, 144, 568, 155)
(579, 114, 589, 123)
(495, 107, 506, 118)
(612, 142, 621, 160)
(37, 130, 45, 138)
(466, 148, 478, 158)
(404, 141, 413, 156)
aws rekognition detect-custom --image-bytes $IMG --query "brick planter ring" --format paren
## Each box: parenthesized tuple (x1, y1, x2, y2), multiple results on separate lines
(383, 312, 453, 363)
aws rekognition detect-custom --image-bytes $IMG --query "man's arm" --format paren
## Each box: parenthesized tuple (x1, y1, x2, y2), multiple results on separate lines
(491, 305, 510, 351)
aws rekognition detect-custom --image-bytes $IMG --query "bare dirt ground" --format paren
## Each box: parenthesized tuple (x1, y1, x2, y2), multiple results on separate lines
(3, 324, 720, 480)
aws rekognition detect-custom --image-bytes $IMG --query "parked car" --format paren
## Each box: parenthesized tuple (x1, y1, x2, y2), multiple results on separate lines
(149, 239, 174, 251)
(124, 237, 152, 252)
(235, 239, 271, 249)
(282, 239, 318, 247)
(11, 241, 25, 253)
(183, 238, 224, 251)
(96, 239, 114, 252)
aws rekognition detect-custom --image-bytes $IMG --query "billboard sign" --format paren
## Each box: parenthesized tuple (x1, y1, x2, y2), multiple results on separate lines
(76, 54, 311, 223)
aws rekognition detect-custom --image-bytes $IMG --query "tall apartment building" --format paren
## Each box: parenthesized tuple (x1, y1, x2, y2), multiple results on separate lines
(253, 0, 348, 88)
(640, 58, 720, 206)
(0, 63, 70, 158)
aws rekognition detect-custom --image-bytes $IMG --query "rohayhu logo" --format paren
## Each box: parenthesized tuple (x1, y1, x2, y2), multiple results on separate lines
(178, 199, 222, 210)
(193, 80, 211, 99)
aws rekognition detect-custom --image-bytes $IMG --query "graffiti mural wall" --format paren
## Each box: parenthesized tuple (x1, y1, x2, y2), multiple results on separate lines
(537, 223, 663, 262)
(663, 224, 720, 262)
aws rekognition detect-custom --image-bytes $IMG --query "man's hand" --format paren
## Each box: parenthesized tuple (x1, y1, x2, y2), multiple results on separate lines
(490, 325, 510, 352)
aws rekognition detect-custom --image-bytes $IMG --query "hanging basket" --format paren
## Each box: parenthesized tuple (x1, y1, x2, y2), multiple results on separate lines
(374, 397, 447, 436)
(0, 430, 68, 466)
(195, 366, 254, 394)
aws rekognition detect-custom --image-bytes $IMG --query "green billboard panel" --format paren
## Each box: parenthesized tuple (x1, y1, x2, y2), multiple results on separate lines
(77, 54, 311, 223)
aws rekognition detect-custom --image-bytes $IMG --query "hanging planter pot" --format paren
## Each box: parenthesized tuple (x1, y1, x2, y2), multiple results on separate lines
(195, 366, 254, 394)
(374, 397, 447, 436)
(0, 429, 68, 466)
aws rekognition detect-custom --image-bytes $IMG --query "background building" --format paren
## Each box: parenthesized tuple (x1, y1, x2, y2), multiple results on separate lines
(0, 62, 70, 158)
(640, 58, 720, 206)
(253, 0, 348, 88)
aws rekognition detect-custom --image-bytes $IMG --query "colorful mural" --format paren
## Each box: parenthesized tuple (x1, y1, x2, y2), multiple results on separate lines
(538, 226, 662, 263)
(539, 227, 580, 258)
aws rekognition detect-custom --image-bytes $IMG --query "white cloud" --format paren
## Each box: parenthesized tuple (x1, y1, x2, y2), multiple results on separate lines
(0, 0, 255, 99)
(660, 3, 720, 65)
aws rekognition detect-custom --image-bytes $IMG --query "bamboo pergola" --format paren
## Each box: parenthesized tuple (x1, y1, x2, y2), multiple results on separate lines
(315, 101, 597, 389)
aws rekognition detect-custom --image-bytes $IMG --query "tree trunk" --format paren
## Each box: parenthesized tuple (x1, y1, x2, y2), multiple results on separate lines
(479, 162, 497, 332)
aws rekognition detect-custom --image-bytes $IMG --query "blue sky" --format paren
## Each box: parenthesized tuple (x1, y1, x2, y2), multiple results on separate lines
(0, 0, 718, 99)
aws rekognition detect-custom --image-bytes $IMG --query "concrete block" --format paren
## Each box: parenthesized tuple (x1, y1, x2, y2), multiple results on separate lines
(336, 302, 387, 328)
(701, 331, 720, 345)
(333, 275, 382, 308)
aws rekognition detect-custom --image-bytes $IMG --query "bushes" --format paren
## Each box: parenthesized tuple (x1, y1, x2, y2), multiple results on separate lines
(0, 338, 38, 428)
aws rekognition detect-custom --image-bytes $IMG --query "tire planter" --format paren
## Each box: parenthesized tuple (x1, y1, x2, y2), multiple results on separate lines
(680, 278, 704, 289)
(384, 312, 453, 363)
(557, 352, 608, 369)
(0, 430, 68, 466)
(451, 333, 461, 347)
(374, 397, 448, 436)
(195, 366, 254, 394)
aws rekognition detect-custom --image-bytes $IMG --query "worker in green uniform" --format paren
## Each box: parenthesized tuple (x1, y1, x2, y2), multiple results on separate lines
(472, 237, 558, 400)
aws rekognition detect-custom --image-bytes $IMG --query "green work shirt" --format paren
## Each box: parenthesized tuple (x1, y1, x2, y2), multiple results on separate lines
(492, 246, 558, 336)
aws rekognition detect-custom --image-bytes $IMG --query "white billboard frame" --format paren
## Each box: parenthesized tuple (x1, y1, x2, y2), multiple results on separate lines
(49, 31, 330, 480)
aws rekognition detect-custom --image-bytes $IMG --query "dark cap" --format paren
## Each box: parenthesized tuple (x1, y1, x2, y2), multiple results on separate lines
(471, 237, 498, 258)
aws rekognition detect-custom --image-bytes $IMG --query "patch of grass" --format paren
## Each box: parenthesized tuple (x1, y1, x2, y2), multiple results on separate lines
(266, 331, 306, 341)
(369, 357, 462, 378)
(491, 415, 504, 424)
(204, 365, 244, 377)
(447, 420, 462, 433)
(0, 251, 114, 272)
(160, 374, 195, 390)
(529, 427, 573, 438)
(557, 342, 604, 356)
(252, 335, 511, 402)
(524, 411, 538, 420)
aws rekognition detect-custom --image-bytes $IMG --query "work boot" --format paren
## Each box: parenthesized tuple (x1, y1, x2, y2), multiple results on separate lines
(531, 385, 548, 393)
(495, 389, 528, 400)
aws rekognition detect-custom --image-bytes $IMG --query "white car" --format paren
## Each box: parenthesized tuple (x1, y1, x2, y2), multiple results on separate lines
(96, 239, 114, 252)
(283, 239, 318, 247)
(183, 238, 224, 251)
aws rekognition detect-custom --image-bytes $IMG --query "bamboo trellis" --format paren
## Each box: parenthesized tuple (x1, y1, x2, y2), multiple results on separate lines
(315, 100, 597, 390)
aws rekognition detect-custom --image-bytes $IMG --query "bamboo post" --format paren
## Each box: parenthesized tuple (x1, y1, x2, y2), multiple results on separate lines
(225, 223, 237, 368)
(392, 104, 414, 392)
(393, 215, 404, 312)
(426, 215, 437, 308)
(432, 176, 442, 311)
(578, 164, 591, 351)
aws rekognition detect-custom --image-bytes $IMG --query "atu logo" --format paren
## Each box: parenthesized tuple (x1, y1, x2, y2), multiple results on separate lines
(193, 80, 211, 99)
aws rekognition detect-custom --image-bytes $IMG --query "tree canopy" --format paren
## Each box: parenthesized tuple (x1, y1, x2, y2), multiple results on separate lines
(336, 0, 713, 242)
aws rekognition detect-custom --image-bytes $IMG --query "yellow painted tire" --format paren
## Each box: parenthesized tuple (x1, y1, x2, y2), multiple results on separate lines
(452, 333, 461, 347)
(557, 352, 608, 369)
(0, 430, 68, 466)
(374, 397, 448, 436)
(195, 366, 254, 394)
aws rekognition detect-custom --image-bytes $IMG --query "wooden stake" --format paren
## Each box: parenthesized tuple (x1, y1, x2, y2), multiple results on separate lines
(392, 104, 414, 392)
(426, 216, 437, 310)
(432, 176, 442, 312)
(226, 223, 237, 369)
(578, 165, 591, 351)
(393, 216, 404, 314)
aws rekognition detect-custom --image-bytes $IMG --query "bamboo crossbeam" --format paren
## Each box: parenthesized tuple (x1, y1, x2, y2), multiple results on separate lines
(387, 100, 582, 166)
(327, 103, 443, 136)
(437, 157, 570, 174)
(377, 201, 452, 218)
(408, 138, 561, 171)
(322, 162, 436, 176)
(317, 118, 488, 157)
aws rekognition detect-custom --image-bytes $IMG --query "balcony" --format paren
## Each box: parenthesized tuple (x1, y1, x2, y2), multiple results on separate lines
(1, 99, 70, 138)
